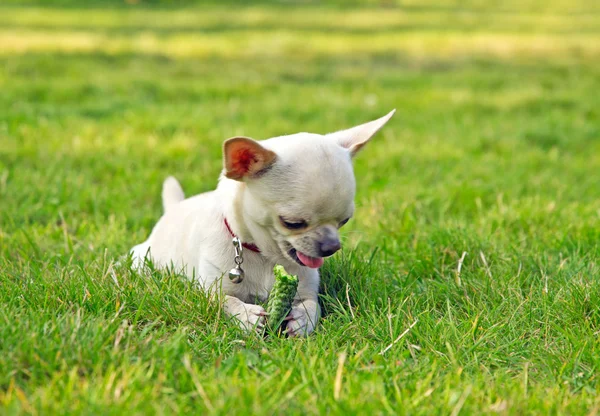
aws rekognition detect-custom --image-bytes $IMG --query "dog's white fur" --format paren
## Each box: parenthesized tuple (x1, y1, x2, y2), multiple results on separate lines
(130, 110, 395, 336)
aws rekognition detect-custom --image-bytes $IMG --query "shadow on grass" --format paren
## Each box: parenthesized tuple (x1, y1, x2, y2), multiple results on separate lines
(6, 20, 597, 36)
(2, 0, 599, 15)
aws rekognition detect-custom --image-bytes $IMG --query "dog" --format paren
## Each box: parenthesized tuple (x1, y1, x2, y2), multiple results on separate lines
(130, 110, 395, 336)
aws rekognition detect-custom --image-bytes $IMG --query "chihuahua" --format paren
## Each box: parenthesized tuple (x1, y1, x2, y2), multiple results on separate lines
(130, 110, 395, 336)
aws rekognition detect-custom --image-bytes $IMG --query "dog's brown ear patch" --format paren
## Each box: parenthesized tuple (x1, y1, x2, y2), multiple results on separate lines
(223, 137, 276, 180)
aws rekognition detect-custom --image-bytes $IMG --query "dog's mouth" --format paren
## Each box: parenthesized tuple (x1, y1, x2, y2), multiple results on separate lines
(288, 248, 324, 269)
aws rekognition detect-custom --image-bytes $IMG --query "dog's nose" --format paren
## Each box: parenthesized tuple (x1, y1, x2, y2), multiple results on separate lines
(318, 237, 341, 257)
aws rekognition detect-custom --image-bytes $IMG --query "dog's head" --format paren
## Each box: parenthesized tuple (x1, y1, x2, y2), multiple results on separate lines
(222, 110, 395, 268)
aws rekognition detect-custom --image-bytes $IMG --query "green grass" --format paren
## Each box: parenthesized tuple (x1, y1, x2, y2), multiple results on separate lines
(1, 0, 600, 414)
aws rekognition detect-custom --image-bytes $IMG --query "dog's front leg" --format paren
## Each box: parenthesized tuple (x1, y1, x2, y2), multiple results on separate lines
(286, 268, 321, 337)
(224, 295, 267, 333)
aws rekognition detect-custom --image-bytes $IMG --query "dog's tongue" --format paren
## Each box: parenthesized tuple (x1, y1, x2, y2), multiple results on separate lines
(297, 251, 324, 269)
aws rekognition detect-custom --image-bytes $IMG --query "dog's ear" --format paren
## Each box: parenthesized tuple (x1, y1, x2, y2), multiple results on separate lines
(223, 137, 277, 180)
(328, 109, 395, 157)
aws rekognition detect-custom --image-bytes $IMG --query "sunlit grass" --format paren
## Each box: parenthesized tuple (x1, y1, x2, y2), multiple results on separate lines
(1, 28, 600, 61)
(1, 1, 600, 414)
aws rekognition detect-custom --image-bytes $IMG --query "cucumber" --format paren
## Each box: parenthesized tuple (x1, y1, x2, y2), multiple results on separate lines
(266, 265, 299, 330)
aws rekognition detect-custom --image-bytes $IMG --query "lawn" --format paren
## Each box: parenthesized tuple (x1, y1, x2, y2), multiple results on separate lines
(1, 0, 600, 414)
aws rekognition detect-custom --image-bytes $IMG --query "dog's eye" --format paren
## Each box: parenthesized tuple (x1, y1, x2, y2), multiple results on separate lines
(339, 218, 350, 228)
(280, 217, 308, 230)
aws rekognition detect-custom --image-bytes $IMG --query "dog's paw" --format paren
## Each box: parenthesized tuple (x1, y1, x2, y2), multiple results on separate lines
(233, 303, 267, 334)
(285, 303, 319, 337)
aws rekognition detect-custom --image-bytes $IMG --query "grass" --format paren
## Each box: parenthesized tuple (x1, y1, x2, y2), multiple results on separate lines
(1, 0, 600, 414)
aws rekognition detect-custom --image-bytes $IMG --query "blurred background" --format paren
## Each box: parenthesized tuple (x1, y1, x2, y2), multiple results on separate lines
(2, 2, 600, 412)
(1, 0, 599, 256)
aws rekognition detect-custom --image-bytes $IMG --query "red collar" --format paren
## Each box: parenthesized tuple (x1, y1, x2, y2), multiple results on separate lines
(224, 218, 261, 253)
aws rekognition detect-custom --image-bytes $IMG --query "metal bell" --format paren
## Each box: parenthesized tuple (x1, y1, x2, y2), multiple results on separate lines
(228, 237, 245, 284)
(229, 265, 245, 284)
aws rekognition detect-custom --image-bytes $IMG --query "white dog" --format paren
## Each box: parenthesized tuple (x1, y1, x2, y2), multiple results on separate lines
(130, 110, 395, 336)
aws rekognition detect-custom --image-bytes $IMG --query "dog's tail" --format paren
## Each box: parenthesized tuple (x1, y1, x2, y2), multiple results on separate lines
(162, 176, 185, 213)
